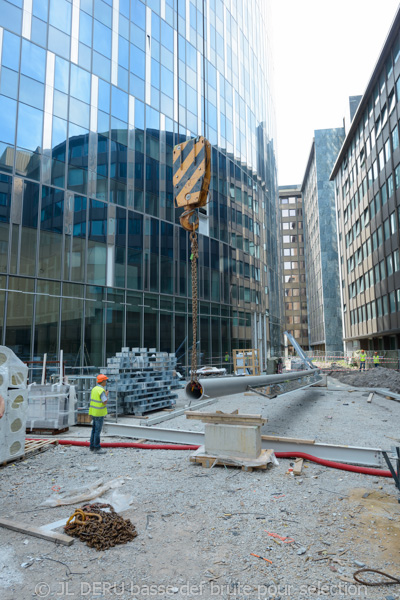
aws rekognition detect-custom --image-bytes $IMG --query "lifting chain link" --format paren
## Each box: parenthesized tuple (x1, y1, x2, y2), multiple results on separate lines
(190, 228, 199, 382)
(64, 503, 137, 551)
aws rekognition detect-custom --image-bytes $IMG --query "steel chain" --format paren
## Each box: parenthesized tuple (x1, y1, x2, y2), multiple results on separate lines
(64, 503, 137, 551)
(190, 229, 199, 382)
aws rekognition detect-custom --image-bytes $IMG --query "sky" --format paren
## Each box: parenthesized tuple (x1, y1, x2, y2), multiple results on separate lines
(269, 0, 400, 186)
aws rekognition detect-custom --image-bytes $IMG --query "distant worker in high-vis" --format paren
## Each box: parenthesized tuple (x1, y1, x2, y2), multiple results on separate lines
(359, 350, 366, 371)
(89, 374, 108, 454)
(373, 352, 380, 368)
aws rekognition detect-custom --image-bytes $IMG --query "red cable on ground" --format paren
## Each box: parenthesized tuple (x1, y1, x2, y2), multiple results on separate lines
(274, 451, 392, 477)
(26, 438, 199, 451)
(26, 440, 392, 477)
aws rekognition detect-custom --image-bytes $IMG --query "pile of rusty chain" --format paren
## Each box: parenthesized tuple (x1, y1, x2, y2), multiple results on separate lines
(64, 503, 137, 551)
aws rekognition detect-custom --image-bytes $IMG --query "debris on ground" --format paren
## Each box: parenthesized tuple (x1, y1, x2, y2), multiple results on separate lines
(330, 366, 400, 393)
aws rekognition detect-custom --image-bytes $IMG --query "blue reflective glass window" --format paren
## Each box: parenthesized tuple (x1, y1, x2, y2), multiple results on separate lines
(152, 12, 160, 41)
(73, 195, 87, 238)
(79, 11, 92, 46)
(130, 45, 145, 79)
(89, 198, 107, 241)
(120, 0, 129, 17)
(31, 17, 47, 47)
(2, 31, 20, 71)
(0, 0, 22, 34)
(130, 74, 145, 102)
(17, 103, 43, 151)
(97, 110, 109, 134)
(0, 67, 19, 99)
(53, 90, 68, 119)
(54, 56, 69, 93)
(151, 59, 160, 89)
(130, 22, 145, 49)
(0, 96, 17, 144)
(92, 52, 110, 80)
(118, 66, 129, 92)
(187, 85, 197, 109)
(81, 0, 93, 15)
(32, 0, 48, 20)
(19, 75, 44, 110)
(78, 43, 92, 71)
(41, 187, 63, 233)
(69, 97, 90, 129)
(48, 26, 70, 60)
(118, 36, 129, 68)
(93, 20, 111, 57)
(52, 116, 67, 148)
(131, 0, 145, 29)
(22, 181, 39, 227)
(21, 40, 46, 82)
(146, 105, 159, 131)
(160, 93, 173, 119)
(135, 99, 144, 129)
(160, 66, 173, 98)
(49, 0, 71, 33)
(186, 42, 196, 71)
(160, 47, 173, 71)
(147, 0, 159, 13)
(119, 14, 129, 39)
(70, 64, 91, 103)
(94, 0, 111, 25)
(98, 78, 110, 112)
(161, 20, 173, 50)
(111, 86, 128, 121)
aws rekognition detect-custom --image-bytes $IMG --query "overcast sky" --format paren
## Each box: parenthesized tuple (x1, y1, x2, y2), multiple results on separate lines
(269, 0, 400, 186)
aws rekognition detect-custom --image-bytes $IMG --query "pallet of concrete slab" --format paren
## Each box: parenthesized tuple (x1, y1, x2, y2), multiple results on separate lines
(123, 396, 177, 416)
(26, 383, 77, 432)
(190, 447, 275, 472)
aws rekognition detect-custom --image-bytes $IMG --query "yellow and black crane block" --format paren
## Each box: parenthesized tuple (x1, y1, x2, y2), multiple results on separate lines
(173, 136, 211, 231)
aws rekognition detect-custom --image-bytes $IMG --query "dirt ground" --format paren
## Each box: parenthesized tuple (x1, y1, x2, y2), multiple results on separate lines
(1, 376, 400, 599)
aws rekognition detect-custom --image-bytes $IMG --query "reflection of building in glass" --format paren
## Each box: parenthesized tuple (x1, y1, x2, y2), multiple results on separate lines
(0, 0, 280, 369)
(278, 185, 308, 353)
(331, 7, 400, 352)
(302, 129, 345, 353)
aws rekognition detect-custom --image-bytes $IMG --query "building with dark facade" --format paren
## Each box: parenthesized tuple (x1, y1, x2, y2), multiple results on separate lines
(331, 7, 400, 352)
(0, 0, 280, 370)
(278, 184, 308, 354)
(302, 128, 345, 353)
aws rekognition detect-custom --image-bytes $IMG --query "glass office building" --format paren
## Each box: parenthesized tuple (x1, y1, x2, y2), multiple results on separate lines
(331, 6, 400, 352)
(0, 0, 279, 370)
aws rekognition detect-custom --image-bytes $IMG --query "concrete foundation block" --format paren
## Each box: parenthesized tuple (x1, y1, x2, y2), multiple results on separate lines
(204, 423, 261, 459)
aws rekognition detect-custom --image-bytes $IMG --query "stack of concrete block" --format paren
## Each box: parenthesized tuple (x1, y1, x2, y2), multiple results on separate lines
(0, 346, 29, 463)
(104, 347, 177, 416)
(26, 383, 77, 431)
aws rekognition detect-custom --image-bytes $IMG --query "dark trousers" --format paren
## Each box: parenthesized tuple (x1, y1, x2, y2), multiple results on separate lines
(90, 416, 104, 450)
(374, 364, 378, 368)
(359, 362, 365, 371)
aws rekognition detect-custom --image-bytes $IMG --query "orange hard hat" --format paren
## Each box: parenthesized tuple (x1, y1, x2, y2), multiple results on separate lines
(97, 374, 108, 384)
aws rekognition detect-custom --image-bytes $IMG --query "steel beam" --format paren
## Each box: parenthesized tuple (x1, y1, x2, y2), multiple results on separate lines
(140, 397, 218, 426)
(103, 422, 384, 467)
(186, 369, 321, 401)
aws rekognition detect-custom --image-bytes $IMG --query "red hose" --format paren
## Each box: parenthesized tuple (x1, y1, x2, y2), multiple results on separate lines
(275, 451, 392, 477)
(26, 439, 392, 477)
(26, 438, 199, 451)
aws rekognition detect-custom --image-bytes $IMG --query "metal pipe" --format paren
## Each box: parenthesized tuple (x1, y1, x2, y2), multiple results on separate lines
(185, 369, 320, 401)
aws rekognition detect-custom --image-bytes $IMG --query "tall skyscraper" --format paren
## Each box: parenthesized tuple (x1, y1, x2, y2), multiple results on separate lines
(302, 128, 345, 353)
(0, 0, 280, 370)
(331, 6, 400, 352)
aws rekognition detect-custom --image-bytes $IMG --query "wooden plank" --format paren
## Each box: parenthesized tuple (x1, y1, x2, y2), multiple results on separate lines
(367, 393, 374, 403)
(185, 411, 266, 425)
(262, 434, 315, 444)
(0, 517, 74, 546)
(293, 457, 303, 476)
(190, 448, 274, 471)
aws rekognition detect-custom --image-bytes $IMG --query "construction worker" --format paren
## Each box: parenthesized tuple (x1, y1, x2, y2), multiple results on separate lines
(89, 375, 108, 454)
(224, 352, 229, 363)
(0, 394, 4, 419)
(373, 352, 380, 368)
(359, 350, 366, 371)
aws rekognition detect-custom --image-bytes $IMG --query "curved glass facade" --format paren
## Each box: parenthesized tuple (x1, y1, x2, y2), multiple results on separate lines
(0, 0, 280, 369)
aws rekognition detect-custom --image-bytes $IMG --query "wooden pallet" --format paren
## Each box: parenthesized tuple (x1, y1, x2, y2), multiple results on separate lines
(189, 447, 275, 472)
(26, 426, 69, 436)
(0, 439, 58, 467)
(77, 413, 92, 425)
(25, 439, 58, 457)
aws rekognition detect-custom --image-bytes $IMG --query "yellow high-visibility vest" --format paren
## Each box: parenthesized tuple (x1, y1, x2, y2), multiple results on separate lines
(89, 385, 107, 417)
(360, 353, 366, 362)
(373, 355, 380, 364)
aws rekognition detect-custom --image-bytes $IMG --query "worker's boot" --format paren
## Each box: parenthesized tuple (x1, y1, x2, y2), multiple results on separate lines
(94, 448, 107, 454)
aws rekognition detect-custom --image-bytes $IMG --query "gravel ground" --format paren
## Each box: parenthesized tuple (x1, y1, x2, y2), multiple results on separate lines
(1, 376, 400, 600)
(329, 366, 400, 394)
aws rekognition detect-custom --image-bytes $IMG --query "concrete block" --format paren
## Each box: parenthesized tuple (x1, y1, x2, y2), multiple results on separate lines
(204, 424, 261, 459)
(312, 375, 327, 387)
